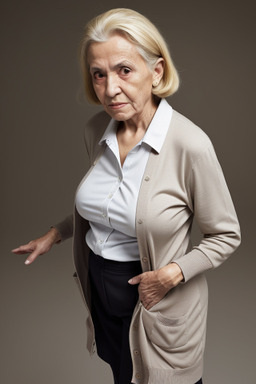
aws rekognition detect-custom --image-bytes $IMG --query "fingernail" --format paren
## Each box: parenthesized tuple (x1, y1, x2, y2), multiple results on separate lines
(128, 279, 132, 284)
(25, 260, 30, 265)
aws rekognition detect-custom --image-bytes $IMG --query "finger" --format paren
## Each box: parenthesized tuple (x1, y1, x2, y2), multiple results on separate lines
(142, 299, 153, 310)
(24, 250, 41, 265)
(146, 303, 154, 310)
(128, 274, 142, 285)
(12, 245, 34, 254)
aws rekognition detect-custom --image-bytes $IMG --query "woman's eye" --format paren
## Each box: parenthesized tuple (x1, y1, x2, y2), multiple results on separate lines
(121, 67, 131, 75)
(93, 72, 104, 80)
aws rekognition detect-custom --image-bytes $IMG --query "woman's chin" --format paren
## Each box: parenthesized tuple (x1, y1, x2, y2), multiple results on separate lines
(105, 107, 133, 121)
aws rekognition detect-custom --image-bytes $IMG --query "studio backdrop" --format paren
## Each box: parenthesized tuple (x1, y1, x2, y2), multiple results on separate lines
(1, 0, 255, 383)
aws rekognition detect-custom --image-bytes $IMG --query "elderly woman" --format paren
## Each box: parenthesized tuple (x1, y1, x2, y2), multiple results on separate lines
(12, 8, 241, 384)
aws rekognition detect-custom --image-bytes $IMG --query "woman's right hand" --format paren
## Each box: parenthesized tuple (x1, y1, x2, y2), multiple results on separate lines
(12, 227, 61, 265)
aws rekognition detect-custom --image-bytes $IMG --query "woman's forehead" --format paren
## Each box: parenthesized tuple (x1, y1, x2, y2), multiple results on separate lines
(87, 35, 143, 68)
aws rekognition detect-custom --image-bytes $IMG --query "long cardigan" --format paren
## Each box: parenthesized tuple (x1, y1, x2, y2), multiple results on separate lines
(55, 107, 241, 384)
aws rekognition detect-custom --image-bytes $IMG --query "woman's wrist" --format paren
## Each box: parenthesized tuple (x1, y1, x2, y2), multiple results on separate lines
(157, 263, 184, 290)
(49, 227, 61, 244)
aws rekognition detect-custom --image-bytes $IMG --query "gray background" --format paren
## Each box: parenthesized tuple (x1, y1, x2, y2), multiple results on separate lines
(1, 0, 255, 383)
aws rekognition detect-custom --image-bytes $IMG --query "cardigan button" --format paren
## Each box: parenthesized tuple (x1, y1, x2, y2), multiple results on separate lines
(135, 373, 141, 379)
(142, 257, 148, 263)
(137, 219, 143, 224)
(134, 349, 140, 355)
(144, 176, 150, 181)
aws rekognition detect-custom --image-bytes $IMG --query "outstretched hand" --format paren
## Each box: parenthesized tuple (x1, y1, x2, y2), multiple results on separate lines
(12, 227, 61, 265)
(128, 263, 184, 310)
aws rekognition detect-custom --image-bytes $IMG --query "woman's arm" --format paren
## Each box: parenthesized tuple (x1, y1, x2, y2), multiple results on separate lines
(174, 143, 241, 282)
(12, 214, 74, 265)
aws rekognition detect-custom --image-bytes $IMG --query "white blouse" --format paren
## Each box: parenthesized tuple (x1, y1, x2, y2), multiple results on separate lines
(75, 99, 173, 261)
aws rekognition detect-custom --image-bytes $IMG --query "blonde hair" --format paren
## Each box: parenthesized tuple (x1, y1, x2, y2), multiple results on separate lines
(80, 8, 179, 104)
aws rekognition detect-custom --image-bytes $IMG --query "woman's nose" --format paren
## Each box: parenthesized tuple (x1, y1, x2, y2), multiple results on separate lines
(105, 75, 121, 98)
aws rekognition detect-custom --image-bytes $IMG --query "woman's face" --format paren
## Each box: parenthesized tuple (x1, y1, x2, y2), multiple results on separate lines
(87, 34, 162, 124)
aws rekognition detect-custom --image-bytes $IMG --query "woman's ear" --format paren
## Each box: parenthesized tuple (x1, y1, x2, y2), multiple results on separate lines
(152, 58, 164, 86)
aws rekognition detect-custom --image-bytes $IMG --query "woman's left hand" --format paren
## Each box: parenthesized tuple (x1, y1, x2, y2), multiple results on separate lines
(128, 263, 184, 310)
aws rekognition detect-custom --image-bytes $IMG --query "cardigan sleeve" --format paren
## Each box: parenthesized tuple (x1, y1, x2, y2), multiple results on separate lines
(53, 214, 73, 242)
(174, 142, 241, 282)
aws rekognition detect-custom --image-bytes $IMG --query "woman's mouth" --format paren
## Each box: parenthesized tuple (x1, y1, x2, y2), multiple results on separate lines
(108, 102, 128, 109)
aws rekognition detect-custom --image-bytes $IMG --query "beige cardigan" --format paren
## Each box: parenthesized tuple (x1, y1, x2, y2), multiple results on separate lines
(55, 107, 241, 384)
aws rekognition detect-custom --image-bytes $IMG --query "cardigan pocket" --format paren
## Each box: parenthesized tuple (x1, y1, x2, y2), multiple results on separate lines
(152, 312, 188, 350)
(142, 307, 188, 350)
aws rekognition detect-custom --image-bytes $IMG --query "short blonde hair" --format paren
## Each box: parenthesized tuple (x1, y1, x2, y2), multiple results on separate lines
(80, 8, 179, 104)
